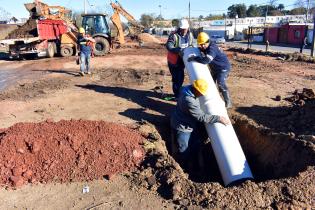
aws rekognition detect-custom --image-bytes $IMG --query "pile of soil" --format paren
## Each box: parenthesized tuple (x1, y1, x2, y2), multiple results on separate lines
(0, 77, 70, 101)
(0, 120, 144, 188)
(137, 33, 161, 44)
(236, 88, 315, 136)
(6, 19, 38, 39)
(0, 24, 18, 40)
(284, 88, 314, 106)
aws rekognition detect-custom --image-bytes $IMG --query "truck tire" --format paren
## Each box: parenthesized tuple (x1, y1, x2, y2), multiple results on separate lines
(60, 46, 74, 57)
(94, 37, 110, 56)
(47, 42, 55, 58)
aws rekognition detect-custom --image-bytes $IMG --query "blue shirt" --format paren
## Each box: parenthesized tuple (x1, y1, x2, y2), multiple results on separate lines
(78, 35, 92, 56)
(170, 85, 219, 132)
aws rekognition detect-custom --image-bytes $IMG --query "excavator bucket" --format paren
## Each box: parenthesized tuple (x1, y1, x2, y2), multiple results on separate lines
(24, 3, 42, 17)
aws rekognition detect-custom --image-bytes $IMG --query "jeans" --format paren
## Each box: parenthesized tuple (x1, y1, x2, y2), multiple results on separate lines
(80, 53, 91, 73)
(171, 128, 202, 162)
(212, 69, 230, 92)
(168, 62, 185, 98)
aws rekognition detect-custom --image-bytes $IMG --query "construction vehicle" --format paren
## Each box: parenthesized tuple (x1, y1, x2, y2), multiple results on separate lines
(110, 1, 144, 45)
(81, 13, 111, 56)
(80, 1, 144, 56)
(0, 0, 78, 59)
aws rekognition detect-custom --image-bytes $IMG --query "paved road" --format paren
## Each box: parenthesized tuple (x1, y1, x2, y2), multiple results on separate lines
(226, 41, 312, 55)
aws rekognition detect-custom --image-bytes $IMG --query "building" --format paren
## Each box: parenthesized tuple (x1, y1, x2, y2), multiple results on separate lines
(265, 23, 313, 45)
(192, 14, 313, 40)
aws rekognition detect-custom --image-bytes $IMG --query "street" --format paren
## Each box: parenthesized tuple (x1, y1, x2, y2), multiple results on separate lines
(226, 41, 312, 55)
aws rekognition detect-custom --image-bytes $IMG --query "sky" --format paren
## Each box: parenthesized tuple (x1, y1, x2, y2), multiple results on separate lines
(1, 0, 301, 20)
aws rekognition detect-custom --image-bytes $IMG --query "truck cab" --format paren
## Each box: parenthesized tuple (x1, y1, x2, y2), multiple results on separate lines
(81, 14, 112, 56)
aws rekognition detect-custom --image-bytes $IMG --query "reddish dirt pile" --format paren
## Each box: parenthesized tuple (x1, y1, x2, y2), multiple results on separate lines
(137, 33, 161, 44)
(0, 120, 144, 188)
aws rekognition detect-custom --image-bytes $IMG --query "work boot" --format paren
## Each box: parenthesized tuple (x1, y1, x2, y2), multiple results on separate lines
(222, 91, 232, 109)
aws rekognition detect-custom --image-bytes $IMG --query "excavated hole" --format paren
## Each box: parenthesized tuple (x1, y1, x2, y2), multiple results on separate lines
(168, 117, 315, 185)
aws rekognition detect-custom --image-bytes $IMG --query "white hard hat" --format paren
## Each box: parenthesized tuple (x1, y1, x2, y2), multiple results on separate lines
(179, 19, 189, 29)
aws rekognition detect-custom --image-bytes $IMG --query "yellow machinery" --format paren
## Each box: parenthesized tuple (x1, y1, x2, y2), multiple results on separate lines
(110, 1, 144, 44)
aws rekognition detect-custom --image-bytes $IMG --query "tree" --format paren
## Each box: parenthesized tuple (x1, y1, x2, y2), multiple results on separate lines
(290, 7, 307, 15)
(227, 4, 247, 18)
(140, 14, 154, 27)
(269, 10, 283, 16)
(10, 16, 18, 23)
(171, 19, 179, 27)
(277, 4, 285, 11)
(246, 5, 261, 17)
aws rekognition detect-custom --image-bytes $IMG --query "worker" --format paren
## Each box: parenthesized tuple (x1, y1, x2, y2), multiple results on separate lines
(166, 19, 194, 99)
(170, 79, 230, 168)
(300, 36, 308, 53)
(187, 32, 233, 108)
(77, 27, 95, 76)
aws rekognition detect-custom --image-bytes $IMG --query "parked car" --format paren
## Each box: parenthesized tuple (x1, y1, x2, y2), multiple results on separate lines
(210, 35, 226, 44)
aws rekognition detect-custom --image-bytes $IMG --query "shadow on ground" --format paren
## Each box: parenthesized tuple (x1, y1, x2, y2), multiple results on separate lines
(236, 104, 315, 136)
(76, 84, 175, 141)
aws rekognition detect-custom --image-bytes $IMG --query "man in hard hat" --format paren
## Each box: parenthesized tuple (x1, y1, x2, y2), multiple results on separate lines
(170, 79, 230, 168)
(77, 27, 95, 76)
(166, 19, 194, 99)
(188, 32, 232, 108)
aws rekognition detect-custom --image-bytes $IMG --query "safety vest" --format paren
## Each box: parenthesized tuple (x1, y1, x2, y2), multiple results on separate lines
(167, 32, 193, 65)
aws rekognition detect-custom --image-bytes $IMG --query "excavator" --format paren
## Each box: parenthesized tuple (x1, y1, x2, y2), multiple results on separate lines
(81, 1, 144, 55)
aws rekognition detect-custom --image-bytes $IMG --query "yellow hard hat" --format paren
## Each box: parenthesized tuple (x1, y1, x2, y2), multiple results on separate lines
(193, 79, 208, 95)
(197, 32, 210, 45)
(79, 27, 85, 34)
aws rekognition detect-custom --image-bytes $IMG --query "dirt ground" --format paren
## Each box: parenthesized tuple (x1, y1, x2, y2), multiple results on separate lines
(0, 41, 314, 209)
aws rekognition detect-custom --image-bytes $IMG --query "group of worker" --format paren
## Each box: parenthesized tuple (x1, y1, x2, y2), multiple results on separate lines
(166, 19, 232, 170)
(77, 20, 232, 171)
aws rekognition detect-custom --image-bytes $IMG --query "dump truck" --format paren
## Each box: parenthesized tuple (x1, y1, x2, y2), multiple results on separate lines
(0, 1, 77, 59)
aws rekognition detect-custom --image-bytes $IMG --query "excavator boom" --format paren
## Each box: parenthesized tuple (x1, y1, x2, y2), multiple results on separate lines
(110, 2, 144, 44)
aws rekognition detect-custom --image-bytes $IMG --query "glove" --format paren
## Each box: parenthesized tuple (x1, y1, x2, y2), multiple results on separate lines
(187, 56, 198, 62)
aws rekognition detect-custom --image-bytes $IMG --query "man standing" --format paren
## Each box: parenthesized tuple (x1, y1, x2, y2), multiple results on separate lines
(188, 32, 232, 108)
(77, 27, 95, 76)
(166, 19, 194, 99)
(170, 79, 229, 167)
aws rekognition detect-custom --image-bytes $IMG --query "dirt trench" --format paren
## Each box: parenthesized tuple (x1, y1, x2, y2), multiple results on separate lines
(0, 45, 314, 209)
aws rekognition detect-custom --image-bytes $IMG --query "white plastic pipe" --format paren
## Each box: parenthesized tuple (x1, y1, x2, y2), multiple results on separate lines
(183, 47, 253, 186)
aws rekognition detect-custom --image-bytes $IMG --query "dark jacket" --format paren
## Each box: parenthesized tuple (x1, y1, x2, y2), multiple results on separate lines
(171, 85, 220, 132)
(194, 42, 231, 71)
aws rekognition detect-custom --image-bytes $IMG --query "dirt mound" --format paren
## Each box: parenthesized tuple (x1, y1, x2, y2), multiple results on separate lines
(0, 77, 70, 101)
(0, 24, 18, 39)
(6, 19, 38, 39)
(137, 33, 161, 44)
(0, 120, 144, 188)
(284, 88, 314, 106)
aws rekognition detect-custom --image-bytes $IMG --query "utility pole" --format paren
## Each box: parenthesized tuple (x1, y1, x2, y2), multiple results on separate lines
(158, 5, 162, 19)
(306, 0, 311, 22)
(84, 0, 87, 14)
(311, 15, 315, 57)
(189, 1, 191, 23)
